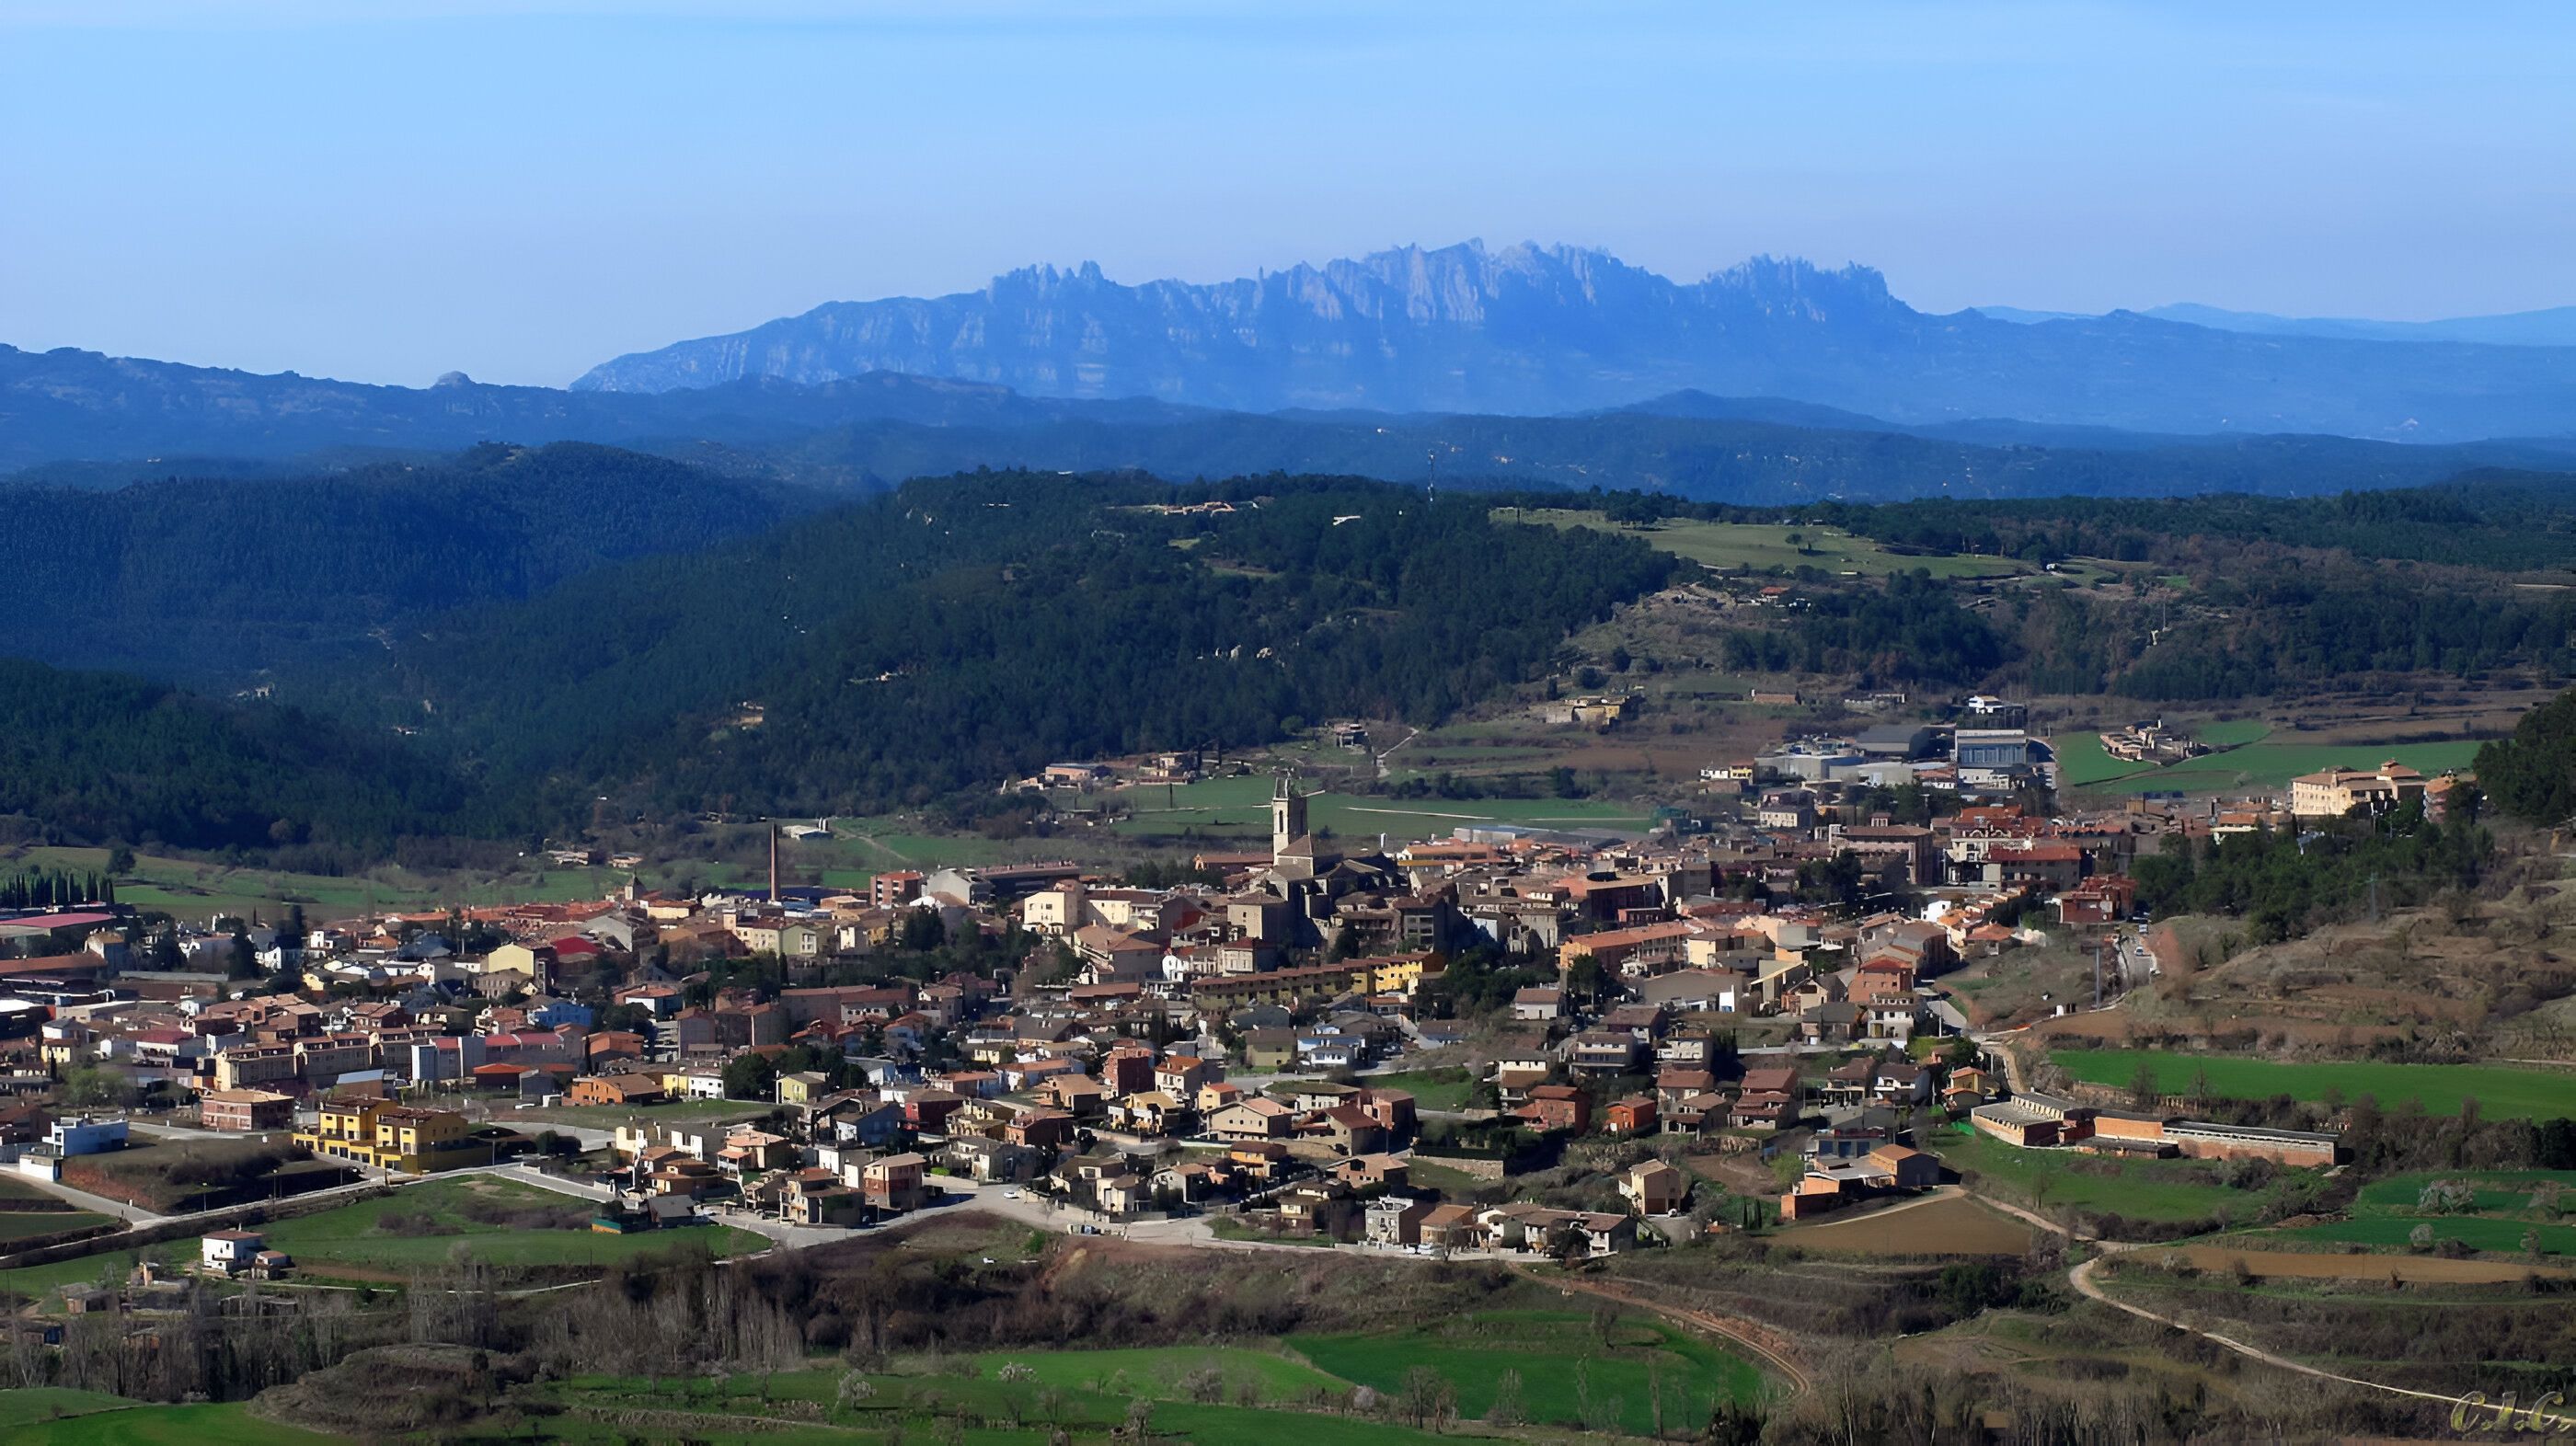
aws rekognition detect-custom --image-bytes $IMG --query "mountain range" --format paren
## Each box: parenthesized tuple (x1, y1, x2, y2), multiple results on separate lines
(1976, 301, 2576, 349)
(570, 241, 2576, 442)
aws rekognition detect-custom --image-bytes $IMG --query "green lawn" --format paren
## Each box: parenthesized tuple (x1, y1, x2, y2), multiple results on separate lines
(256, 1176, 765, 1277)
(1290, 1308, 1765, 1433)
(2052, 1050, 2576, 1120)
(1931, 1122, 2281, 1224)
(2, 1402, 339, 1445)
(1357, 1069, 1476, 1112)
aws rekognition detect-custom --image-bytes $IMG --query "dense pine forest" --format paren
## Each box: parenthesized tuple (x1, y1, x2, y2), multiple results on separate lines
(0, 659, 477, 853)
(0, 442, 815, 681)
(366, 472, 1683, 818)
(15, 445, 2576, 861)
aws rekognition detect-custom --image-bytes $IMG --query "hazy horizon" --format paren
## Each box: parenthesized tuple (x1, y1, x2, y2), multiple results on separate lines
(8, 1, 2573, 386)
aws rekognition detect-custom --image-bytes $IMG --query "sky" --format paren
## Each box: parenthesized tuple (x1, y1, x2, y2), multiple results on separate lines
(5, 2, 2573, 387)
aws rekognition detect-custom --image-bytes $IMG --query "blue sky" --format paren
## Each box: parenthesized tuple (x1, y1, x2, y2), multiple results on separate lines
(6, 2, 2571, 385)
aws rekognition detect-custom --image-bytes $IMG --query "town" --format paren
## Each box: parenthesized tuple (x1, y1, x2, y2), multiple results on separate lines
(0, 695, 2428, 1293)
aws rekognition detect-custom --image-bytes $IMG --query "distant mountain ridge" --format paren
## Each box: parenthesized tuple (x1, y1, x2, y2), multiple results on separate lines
(571, 240, 2576, 442)
(1977, 301, 2576, 349)
(14, 340, 2576, 508)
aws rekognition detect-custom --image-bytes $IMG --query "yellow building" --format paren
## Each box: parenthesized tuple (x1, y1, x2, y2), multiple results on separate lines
(1361, 953, 1438, 995)
(2288, 760, 2427, 821)
(296, 1096, 381, 1162)
(294, 1096, 480, 1174)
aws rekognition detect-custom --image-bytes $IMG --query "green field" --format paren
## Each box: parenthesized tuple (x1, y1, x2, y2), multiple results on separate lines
(1108, 773, 1651, 847)
(2225, 1170, 2576, 1258)
(0, 1207, 113, 1241)
(1930, 1122, 2290, 1224)
(1290, 1308, 1765, 1433)
(1, 1402, 338, 1445)
(1507, 510, 2041, 580)
(543, 1354, 1454, 1445)
(968, 1344, 1347, 1401)
(253, 1176, 766, 1278)
(8, 844, 622, 926)
(2052, 1050, 2576, 1120)
(2057, 738, 2486, 797)
(0, 1390, 146, 1430)
(2054, 720, 2274, 787)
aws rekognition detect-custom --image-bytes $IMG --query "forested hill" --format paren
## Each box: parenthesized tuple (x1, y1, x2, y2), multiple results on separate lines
(0, 659, 480, 854)
(0, 442, 817, 683)
(342, 473, 1683, 820)
(17, 341, 2576, 508)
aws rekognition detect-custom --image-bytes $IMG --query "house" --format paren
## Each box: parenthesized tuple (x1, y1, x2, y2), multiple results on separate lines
(1420, 1202, 1484, 1251)
(1331, 1153, 1410, 1191)
(1510, 987, 1564, 1022)
(1240, 1028, 1299, 1070)
(1363, 1195, 1434, 1246)
(860, 1152, 930, 1212)
(1619, 1160, 1687, 1216)
(1518, 1084, 1590, 1134)
(196, 1088, 293, 1131)
(1274, 1180, 1351, 1234)
(1869, 1143, 1942, 1189)
(568, 1073, 666, 1108)
(1357, 1086, 1416, 1140)
(1225, 1140, 1294, 1181)
(717, 1128, 796, 1176)
(1108, 1090, 1184, 1135)
(1605, 1096, 1659, 1136)
(1154, 1055, 1216, 1097)
(1310, 1104, 1388, 1156)
(1284, 1082, 1360, 1113)
(1870, 1060, 1933, 1107)
(944, 1136, 1037, 1183)
(1568, 1030, 1643, 1076)
(200, 1228, 266, 1275)
(1037, 1073, 1110, 1118)
(1210, 1096, 1296, 1142)
(1656, 1068, 1717, 1108)
(776, 1071, 831, 1107)
(784, 1170, 872, 1227)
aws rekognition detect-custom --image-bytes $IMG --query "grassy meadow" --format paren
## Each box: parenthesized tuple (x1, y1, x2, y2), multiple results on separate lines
(2051, 1050, 2576, 1120)
(252, 1176, 767, 1279)
(1504, 510, 2041, 580)
(2053, 736, 2486, 796)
